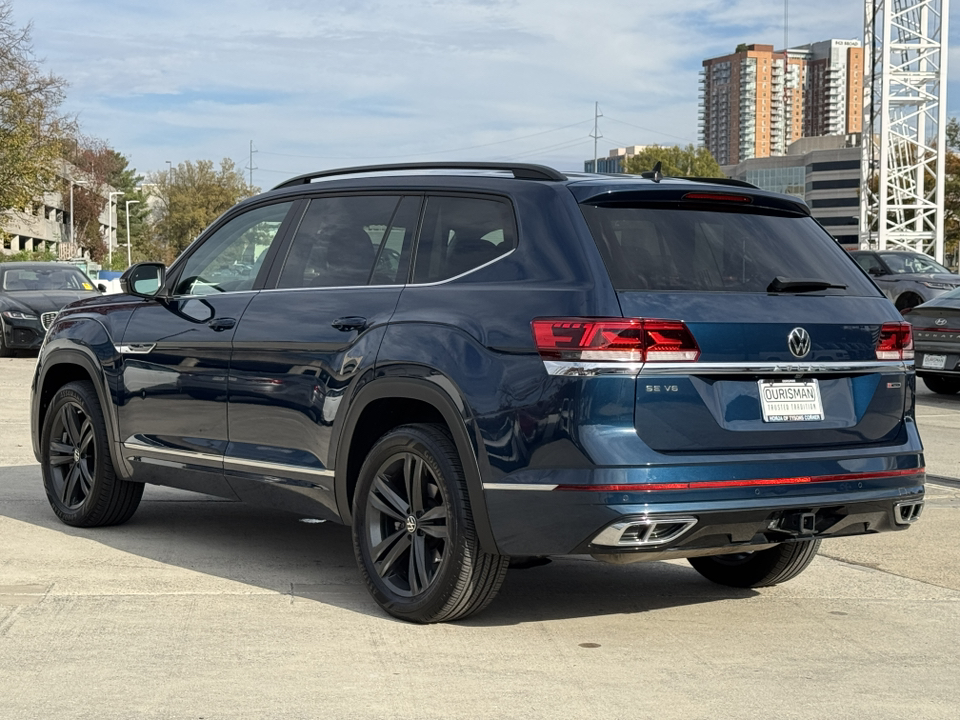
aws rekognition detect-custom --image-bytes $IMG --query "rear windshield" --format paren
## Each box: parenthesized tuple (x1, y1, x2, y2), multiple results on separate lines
(580, 204, 877, 296)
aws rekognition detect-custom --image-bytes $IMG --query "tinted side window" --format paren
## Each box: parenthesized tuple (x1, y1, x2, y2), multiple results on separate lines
(278, 196, 400, 288)
(175, 202, 294, 295)
(413, 196, 516, 283)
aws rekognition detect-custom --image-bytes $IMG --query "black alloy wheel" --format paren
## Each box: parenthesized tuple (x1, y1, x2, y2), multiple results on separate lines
(47, 398, 97, 509)
(41, 381, 143, 527)
(365, 451, 449, 597)
(352, 424, 508, 623)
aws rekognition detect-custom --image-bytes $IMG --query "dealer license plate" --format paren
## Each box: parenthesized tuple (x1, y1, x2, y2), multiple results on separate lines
(758, 380, 824, 423)
(921, 354, 947, 370)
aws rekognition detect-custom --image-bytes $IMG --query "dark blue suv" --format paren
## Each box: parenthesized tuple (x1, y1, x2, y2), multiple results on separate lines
(30, 162, 924, 622)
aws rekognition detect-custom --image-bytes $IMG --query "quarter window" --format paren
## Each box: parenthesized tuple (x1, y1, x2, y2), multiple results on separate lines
(413, 196, 517, 283)
(175, 202, 293, 295)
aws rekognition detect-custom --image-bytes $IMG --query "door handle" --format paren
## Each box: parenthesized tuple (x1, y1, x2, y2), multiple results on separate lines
(208, 317, 237, 332)
(331, 316, 367, 332)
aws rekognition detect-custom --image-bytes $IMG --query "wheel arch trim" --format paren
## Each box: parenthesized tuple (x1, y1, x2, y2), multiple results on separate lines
(33, 346, 130, 478)
(335, 376, 499, 554)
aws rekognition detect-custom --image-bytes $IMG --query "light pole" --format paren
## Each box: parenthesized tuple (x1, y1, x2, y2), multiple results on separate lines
(125, 200, 140, 268)
(107, 191, 124, 268)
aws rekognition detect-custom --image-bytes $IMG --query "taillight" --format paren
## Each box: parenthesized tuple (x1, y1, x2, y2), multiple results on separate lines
(876, 322, 914, 360)
(532, 318, 700, 363)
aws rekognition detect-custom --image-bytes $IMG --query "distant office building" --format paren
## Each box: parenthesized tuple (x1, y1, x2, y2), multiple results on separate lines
(699, 39, 863, 166)
(722, 134, 862, 247)
(584, 145, 653, 173)
(1, 164, 116, 259)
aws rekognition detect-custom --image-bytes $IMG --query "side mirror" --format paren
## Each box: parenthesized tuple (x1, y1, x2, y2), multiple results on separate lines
(121, 263, 166, 299)
(97, 283, 107, 293)
(868, 267, 884, 277)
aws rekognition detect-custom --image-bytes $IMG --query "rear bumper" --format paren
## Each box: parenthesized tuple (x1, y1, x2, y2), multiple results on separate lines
(483, 461, 924, 556)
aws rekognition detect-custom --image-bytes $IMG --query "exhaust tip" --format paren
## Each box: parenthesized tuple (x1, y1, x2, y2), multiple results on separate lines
(894, 501, 923, 525)
(592, 516, 698, 548)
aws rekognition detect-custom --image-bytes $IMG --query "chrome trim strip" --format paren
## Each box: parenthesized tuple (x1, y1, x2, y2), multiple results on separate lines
(116, 343, 156, 355)
(222, 457, 335, 478)
(543, 359, 911, 377)
(122, 442, 221, 464)
(639, 360, 911, 376)
(543, 361, 645, 377)
(256, 248, 517, 293)
(408, 248, 517, 286)
(482, 483, 558, 491)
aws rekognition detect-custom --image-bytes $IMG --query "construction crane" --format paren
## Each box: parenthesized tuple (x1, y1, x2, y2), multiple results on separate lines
(859, 0, 949, 263)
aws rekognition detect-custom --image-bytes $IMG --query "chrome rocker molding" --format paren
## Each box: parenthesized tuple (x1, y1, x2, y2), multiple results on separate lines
(123, 441, 335, 481)
(544, 359, 912, 377)
(591, 516, 698, 548)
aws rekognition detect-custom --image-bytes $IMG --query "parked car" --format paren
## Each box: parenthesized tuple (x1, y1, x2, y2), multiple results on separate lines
(0, 262, 103, 356)
(904, 286, 960, 394)
(848, 250, 960, 311)
(31, 162, 924, 623)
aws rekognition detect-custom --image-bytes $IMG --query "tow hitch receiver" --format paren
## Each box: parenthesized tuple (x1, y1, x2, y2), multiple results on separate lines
(779, 511, 817, 536)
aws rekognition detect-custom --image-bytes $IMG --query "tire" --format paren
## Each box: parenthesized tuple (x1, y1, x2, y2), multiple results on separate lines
(687, 539, 821, 588)
(922, 375, 960, 395)
(40, 380, 144, 527)
(895, 293, 923, 312)
(352, 423, 508, 623)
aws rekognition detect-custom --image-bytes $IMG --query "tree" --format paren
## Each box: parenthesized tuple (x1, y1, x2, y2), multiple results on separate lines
(59, 135, 117, 262)
(0, 1, 70, 222)
(150, 159, 257, 257)
(105, 150, 150, 269)
(622, 144, 724, 178)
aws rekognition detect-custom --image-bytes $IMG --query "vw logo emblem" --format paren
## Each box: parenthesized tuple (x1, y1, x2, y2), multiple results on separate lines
(405, 516, 418, 534)
(787, 327, 811, 358)
(936, 318, 947, 326)
(73, 448, 81, 463)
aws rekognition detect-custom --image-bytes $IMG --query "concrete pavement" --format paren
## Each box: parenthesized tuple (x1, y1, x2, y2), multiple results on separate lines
(1, 356, 959, 719)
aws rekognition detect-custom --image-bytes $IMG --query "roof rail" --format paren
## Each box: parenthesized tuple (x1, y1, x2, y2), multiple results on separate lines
(272, 162, 567, 190)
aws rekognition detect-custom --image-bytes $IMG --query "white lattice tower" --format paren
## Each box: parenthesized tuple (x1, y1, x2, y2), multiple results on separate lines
(860, 0, 948, 261)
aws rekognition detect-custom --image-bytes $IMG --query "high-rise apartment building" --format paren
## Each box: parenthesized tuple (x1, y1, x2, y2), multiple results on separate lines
(699, 40, 863, 165)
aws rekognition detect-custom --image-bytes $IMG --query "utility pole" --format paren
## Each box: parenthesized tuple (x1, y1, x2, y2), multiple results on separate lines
(589, 102, 603, 172)
(784, 0, 788, 50)
(248, 140, 257, 187)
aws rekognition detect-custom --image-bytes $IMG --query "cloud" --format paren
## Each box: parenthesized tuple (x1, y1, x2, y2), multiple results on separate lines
(11, 0, 960, 178)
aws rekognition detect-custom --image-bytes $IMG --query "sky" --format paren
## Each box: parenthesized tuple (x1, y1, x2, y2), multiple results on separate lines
(13, 0, 960, 188)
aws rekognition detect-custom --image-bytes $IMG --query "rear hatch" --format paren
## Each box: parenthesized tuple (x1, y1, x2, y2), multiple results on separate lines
(574, 184, 912, 453)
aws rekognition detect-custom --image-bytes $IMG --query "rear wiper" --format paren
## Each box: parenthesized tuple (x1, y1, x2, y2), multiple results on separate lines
(767, 277, 848, 293)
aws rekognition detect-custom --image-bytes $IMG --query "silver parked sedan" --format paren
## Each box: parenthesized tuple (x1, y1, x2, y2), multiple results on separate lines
(850, 250, 960, 311)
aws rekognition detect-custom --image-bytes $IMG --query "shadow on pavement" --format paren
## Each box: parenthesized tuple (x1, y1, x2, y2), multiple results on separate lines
(0, 464, 756, 625)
